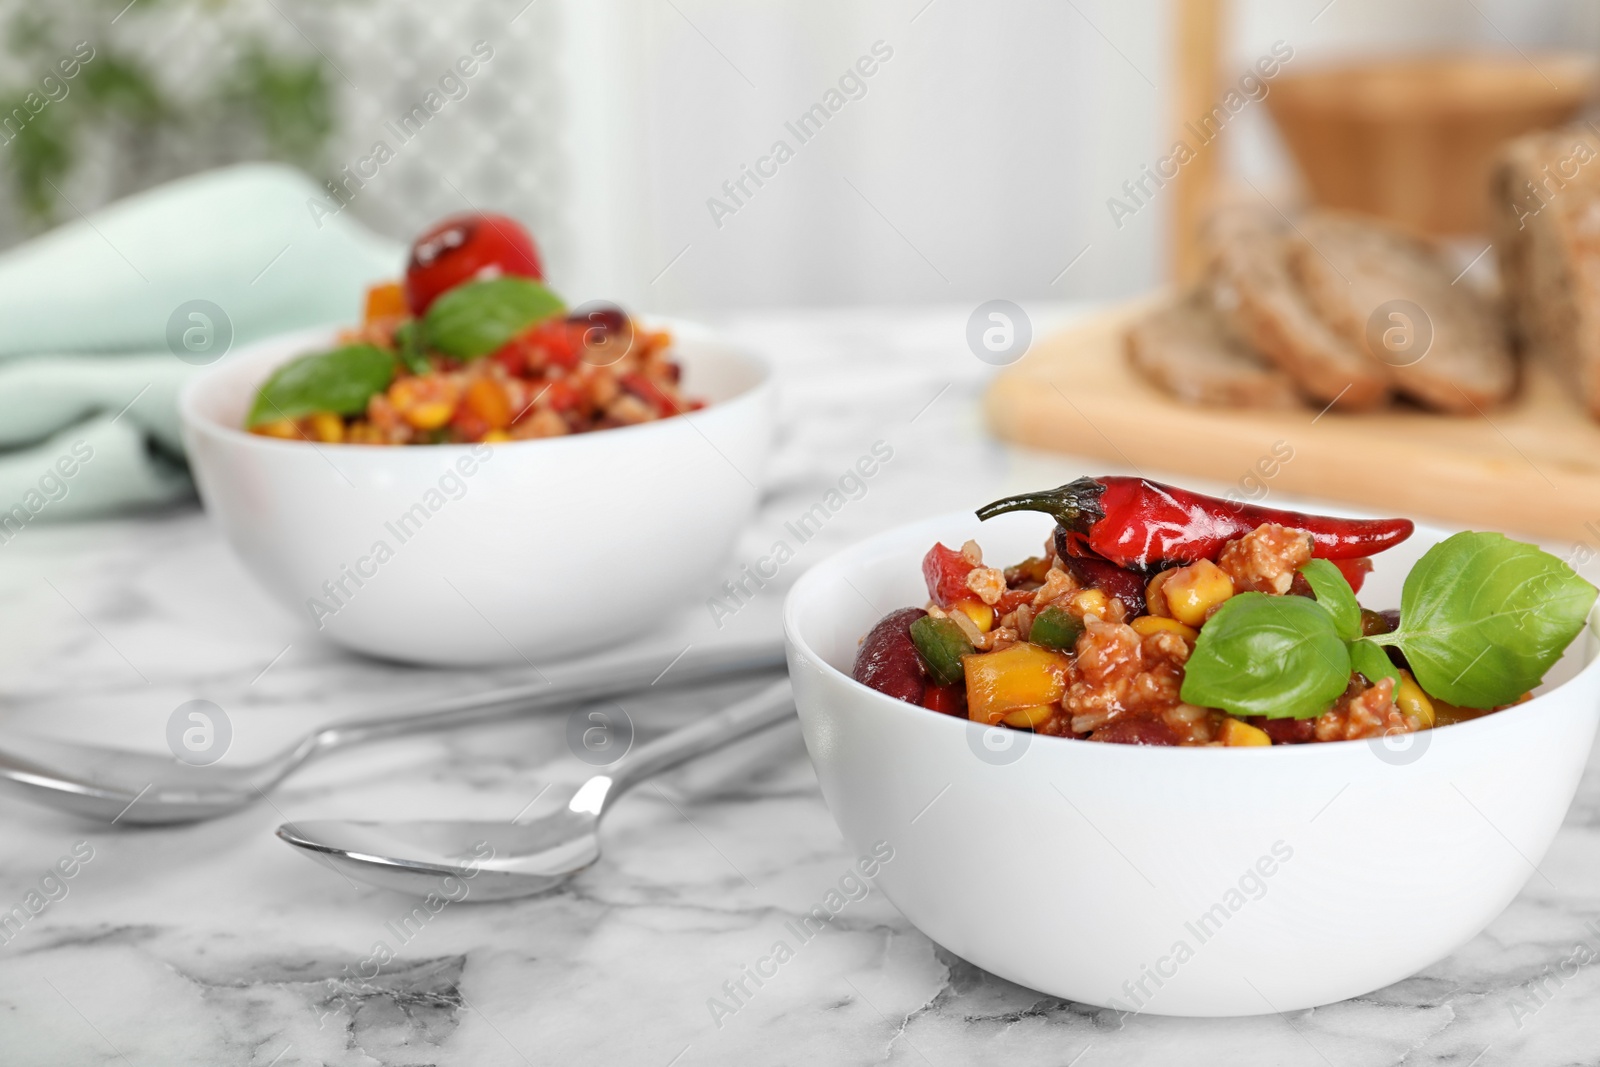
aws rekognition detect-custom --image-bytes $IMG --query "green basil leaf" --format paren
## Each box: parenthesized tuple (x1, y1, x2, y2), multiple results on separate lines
(247, 344, 396, 427)
(1348, 639, 1400, 690)
(421, 276, 565, 359)
(393, 320, 431, 375)
(1180, 592, 1350, 719)
(1376, 531, 1596, 708)
(1299, 559, 1361, 641)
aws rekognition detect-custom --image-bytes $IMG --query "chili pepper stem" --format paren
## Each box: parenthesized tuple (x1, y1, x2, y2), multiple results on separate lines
(974, 477, 1106, 533)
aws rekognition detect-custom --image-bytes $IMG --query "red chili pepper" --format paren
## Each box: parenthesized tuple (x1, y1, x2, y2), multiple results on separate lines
(1334, 557, 1374, 594)
(977, 476, 1413, 571)
(922, 543, 975, 607)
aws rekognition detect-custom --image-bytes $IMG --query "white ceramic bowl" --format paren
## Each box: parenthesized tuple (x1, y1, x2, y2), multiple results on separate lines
(181, 322, 773, 665)
(784, 509, 1600, 1016)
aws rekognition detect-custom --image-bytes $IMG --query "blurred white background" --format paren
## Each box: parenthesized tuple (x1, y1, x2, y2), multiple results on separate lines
(1, 0, 1597, 313)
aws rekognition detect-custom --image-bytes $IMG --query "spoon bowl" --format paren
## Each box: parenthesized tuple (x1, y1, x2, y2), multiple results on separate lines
(278, 807, 597, 901)
(277, 678, 795, 899)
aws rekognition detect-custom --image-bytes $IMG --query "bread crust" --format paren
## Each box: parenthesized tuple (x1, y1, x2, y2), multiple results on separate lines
(1494, 128, 1600, 419)
(1292, 210, 1515, 413)
(1125, 289, 1302, 409)
(1205, 206, 1390, 411)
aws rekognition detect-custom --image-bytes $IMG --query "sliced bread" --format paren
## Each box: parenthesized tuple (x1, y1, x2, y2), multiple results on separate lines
(1125, 289, 1301, 409)
(1291, 210, 1514, 413)
(1205, 206, 1391, 411)
(1494, 127, 1600, 419)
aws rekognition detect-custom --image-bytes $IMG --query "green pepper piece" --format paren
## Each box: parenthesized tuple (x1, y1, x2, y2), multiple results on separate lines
(1029, 606, 1084, 652)
(909, 615, 974, 687)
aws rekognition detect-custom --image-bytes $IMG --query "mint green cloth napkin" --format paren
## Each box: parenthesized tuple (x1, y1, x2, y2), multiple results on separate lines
(0, 163, 403, 528)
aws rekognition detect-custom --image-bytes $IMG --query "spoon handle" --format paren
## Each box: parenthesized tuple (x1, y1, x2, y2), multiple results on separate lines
(309, 642, 785, 755)
(602, 678, 795, 809)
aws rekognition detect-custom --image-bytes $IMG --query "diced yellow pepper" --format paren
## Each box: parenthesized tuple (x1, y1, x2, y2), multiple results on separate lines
(952, 599, 994, 633)
(309, 411, 345, 443)
(1130, 615, 1199, 641)
(1001, 704, 1055, 728)
(1395, 670, 1435, 728)
(1161, 559, 1235, 627)
(481, 430, 513, 443)
(964, 643, 1072, 726)
(1218, 717, 1270, 746)
(363, 281, 407, 324)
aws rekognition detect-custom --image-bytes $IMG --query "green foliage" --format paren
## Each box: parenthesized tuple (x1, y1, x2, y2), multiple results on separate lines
(0, 5, 337, 227)
(226, 44, 332, 168)
(1371, 532, 1597, 708)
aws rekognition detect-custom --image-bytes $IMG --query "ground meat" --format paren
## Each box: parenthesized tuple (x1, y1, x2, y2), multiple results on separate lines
(1160, 701, 1219, 745)
(1030, 567, 1078, 609)
(1217, 523, 1315, 595)
(1313, 676, 1412, 741)
(965, 566, 1007, 606)
(1037, 618, 1187, 737)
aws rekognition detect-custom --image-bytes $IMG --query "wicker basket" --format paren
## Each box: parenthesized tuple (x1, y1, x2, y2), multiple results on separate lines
(1264, 52, 1598, 236)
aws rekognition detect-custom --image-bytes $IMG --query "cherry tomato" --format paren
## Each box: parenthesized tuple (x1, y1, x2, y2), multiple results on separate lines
(405, 213, 544, 315)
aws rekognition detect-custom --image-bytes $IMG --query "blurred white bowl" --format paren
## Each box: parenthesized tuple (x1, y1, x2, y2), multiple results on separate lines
(181, 322, 773, 666)
(784, 509, 1600, 1016)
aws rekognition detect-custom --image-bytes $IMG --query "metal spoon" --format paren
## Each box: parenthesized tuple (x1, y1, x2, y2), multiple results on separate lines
(0, 642, 783, 825)
(276, 677, 794, 900)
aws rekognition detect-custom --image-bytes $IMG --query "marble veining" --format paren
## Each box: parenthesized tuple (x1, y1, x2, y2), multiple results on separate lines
(1, 305, 1598, 1065)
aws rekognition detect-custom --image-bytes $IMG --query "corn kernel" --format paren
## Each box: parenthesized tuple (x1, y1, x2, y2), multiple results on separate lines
(1161, 559, 1235, 626)
(1001, 704, 1054, 728)
(1218, 717, 1270, 746)
(251, 419, 301, 440)
(1130, 615, 1199, 641)
(1395, 670, 1435, 728)
(1067, 588, 1109, 619)
(309, 411, 345, 443)
(389, 377, 460, 430)
(1145, 570, 1174, 618)
(952, 599, 994, 633)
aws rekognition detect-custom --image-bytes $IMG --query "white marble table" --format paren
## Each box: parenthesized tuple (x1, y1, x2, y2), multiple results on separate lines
(2, 305, 1598, 1066)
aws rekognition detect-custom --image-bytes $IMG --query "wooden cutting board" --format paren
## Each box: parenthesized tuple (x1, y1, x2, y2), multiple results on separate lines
(984, 295, 1600, 543)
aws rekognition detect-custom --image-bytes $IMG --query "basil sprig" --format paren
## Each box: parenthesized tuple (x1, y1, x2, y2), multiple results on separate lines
(1299, 559, 1360, 640)
(1368, 532, 1596, 708)
(392, 320, 431, 375)
(1348, 639, 1400, 690)
(1181, 534, 1596, 719)
(1180, 593, 1351, 719)
(247, 344, 397, 427)
(422, 276, 565, 359)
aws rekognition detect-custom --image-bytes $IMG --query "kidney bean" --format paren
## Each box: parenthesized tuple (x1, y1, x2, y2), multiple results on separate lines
(1088, 718, 1179, 746)
(853, 608, 929, 704)
(1053, 531, 1147, 616)
(1245, 715, 1315, 744)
